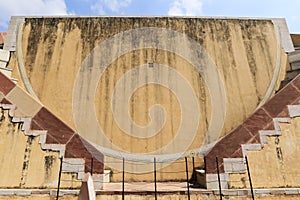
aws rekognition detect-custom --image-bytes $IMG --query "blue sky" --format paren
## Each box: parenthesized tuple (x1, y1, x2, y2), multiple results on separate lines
(0, 0, 299, 33)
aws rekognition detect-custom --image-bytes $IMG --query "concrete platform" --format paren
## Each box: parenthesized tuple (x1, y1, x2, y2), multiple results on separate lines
(1, 185, 300, 197)
(102, 182, 206, 192)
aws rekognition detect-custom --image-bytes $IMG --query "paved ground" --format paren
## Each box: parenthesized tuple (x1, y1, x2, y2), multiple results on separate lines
(103, 182, 206, 192)
(101, 182, 300, 197)
(1, 186, 300, 198)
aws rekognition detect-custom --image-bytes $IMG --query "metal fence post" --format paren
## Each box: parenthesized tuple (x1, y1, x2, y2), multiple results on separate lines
(90, 157, 94, 176)
(185, 157, 190, 200)
(216, 157, 222, 200)
(154, 157, 157, 200)
(245, 156, 255, 200)
(122, 157, 125, 200)
(56, 156, 63, 200)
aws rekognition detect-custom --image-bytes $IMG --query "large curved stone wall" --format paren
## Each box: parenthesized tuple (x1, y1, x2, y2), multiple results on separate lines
(7, 17, 290, 181)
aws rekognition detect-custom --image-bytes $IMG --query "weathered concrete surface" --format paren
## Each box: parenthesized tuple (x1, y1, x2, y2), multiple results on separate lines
(6, 17, 291, 181)
(290, 34, 300, 70)
(204, 73, 300, 189)
(0, 108, 80, 189)
(291, 34, 300, 47)
(1, 192, 300, 199)
(245, 117, 300, 188)
(0, 70, 105, 188)
(227, 115, 300, 189)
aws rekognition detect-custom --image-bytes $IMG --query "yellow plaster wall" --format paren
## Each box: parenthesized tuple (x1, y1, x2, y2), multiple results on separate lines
(6, 17, 289, 181)
(0, 108, 81, 189)
(229, 117, 300, 188)
(0, 109, 27, 188)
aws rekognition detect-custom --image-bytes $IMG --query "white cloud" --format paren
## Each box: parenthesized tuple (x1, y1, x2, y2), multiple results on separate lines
(103, 0, 132, 12)
(168, 0, 203, 16)
(0, 0, 68, 30)
(91, 0, 132, 14)
(91, 3, 106, 15)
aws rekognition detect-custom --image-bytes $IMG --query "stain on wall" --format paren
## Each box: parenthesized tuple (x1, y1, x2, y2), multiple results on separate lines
(230, 117, 300, 188)
(0, 108, 80, 188)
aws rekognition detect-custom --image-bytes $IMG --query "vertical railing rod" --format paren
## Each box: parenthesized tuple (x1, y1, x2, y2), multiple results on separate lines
(185, 157, 190, 200)
(90, 157, 94, 176)
(56, 156, 63, 200)
(154, 157, 157, 200)
(245, 156, 255, 200)
(216, 157, 222, 200)
(122, 157, 125, 200)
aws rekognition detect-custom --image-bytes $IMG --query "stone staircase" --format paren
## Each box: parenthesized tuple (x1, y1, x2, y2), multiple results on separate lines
(0, 49, 17, 83)
(0, 17, 22, 83)
(0, 17, 105, 190)
(204, 74, 300, 189)
(0, 71, 104, 187)
(289, 34, 300, 70)
(279, 34, 300, 89)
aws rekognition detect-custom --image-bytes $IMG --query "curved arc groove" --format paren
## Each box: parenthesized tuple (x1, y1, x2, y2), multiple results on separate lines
(257, 21, 283, 108)
(73, 27, 226, 171)
(16, 20, 41, 103)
